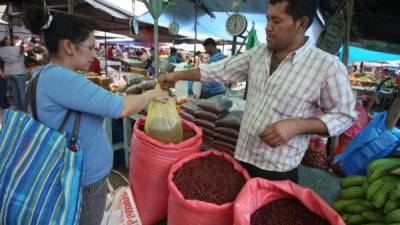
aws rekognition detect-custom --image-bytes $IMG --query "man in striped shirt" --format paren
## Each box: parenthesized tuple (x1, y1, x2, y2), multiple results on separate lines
(160, 0, 357, 183)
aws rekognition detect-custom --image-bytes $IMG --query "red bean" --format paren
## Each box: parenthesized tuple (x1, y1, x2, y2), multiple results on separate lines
(250, 198, 330, 225)
(172, 155, 246, 205)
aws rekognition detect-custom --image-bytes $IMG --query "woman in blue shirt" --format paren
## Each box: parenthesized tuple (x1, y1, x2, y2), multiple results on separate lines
(23, 7, 169, 225)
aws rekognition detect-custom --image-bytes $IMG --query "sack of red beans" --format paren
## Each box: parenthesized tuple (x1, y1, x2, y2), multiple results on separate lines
(233, 178, 345, 225)
(167, 150, 250, 225)
(129, 118, 202, 225)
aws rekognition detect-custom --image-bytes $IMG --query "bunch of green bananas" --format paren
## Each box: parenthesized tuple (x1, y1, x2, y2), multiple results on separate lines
(332, 158, 400, 225)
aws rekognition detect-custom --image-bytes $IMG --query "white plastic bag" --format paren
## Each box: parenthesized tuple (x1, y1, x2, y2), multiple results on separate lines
(101, 187, 142, 225)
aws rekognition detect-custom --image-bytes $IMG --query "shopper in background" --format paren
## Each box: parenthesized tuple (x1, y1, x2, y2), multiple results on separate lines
(88, 56, 101, 75)
(23, 6, 169, 225)
(160, 0, 356, 183)
(0, 36, 30, 110)
(167, 47, 183, 64)
(194, 51, 203, 68)
(200, 38, 225, 98)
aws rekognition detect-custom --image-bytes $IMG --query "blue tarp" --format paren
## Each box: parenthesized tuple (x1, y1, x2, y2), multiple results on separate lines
(340, 45, 400, 64)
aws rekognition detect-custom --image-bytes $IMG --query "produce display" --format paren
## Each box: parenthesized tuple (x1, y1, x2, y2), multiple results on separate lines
(250, 198, 330, 225)
(172, 154, 246, 205)
(85, 75, 112, 90)
(333, 157, 400, 224)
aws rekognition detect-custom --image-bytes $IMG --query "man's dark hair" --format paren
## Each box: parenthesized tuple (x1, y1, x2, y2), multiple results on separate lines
(270, 0, 317, 29)
(203, 38, 217, 47)
(170, 47, 177, 55)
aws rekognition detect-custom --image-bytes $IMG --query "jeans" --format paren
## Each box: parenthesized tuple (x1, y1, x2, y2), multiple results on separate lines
(80, 177, 107, 225)
(0, 78, 8, 109)
(240, 161, 299, 183)
(6, 74, 28, 110)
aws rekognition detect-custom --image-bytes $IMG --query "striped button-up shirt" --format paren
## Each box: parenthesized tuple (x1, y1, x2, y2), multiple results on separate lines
(199, 39, 357, 172)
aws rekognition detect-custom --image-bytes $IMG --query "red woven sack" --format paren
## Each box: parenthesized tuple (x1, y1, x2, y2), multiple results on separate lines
(129, 118, 202, 225)
(167, 150, 250, 225)
(233, 178, 345, 225)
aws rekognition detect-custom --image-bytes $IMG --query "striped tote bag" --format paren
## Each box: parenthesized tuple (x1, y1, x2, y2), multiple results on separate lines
(0, 74, 83, 225)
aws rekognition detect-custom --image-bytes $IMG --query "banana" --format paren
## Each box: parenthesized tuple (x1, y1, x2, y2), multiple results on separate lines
(385, 200, 399, 214)
(389, 187, 400, 200)
(359, 200, 374, 209)
(347, 214, 366, 225)
(367, 176, 399, 200)
(361, 210, 385, 222)
(391, 166, 400, 175)
(340, 176, 367, 188)
(341, 214, 350, 222)
(332, 199, 364, 212)
(368, 158, 400, 176)
(386, 209, 400, 223)
(338, 186, 365, 199)
(344, 204, 369, 213)
(373, 178, 400, 208)
(369, 160, 400, 183)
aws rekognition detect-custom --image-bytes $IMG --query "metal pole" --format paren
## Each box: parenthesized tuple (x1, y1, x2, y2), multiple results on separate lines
(104, 31, 108, 77)
(194, 4, 198, 55)
(232, 36, 237, 56)
(343, 0, 354, 65)
(154, 18, 159, 77)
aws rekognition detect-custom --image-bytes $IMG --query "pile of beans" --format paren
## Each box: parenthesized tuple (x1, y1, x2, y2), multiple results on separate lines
(250, 198, 330, 225)
(172, 154, 245, 205)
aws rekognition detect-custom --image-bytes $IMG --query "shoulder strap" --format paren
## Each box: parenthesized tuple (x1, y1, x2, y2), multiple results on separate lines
(23, 72, 82, 148)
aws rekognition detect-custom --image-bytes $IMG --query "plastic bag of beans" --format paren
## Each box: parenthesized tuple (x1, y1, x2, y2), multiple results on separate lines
(215, 111, 243, 129)
(167, 150, 250, 225)
(215, 127, 239, 139)
(197, 95, 233, 113)
(179, 110, 195, 122)
(233, 178, 345, 225)
(194, 110, 223, 121)
(181, 100, 200, 115)
(145, 96, 183, 144)
(129, 118, 202, 225)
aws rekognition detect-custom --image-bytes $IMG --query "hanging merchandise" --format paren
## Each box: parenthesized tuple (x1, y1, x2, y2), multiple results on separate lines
(130, 0, 140, 35)
(130, 118, 202, 225)
(246, 23, 259, 50)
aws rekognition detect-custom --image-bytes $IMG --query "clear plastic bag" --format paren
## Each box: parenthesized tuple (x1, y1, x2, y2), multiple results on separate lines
(145, 95, 183, 144)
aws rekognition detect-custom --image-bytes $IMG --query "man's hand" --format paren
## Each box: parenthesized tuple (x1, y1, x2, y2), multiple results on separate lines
(0, 70, 5, 79)
(258, 119, 301, 148)
(158, 73, 177, 90)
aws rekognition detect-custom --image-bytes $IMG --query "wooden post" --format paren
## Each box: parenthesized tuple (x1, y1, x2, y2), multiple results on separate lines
(343, 0, 354, 65)
(68, 0, 74, 14)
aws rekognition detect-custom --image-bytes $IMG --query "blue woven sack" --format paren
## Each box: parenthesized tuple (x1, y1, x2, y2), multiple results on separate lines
(333, 111, 400, 176)
(0, 75, 83, 225)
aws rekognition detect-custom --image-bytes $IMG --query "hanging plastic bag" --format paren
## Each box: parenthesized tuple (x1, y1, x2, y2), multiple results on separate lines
(233, 178, 345, 225)
(333, 111, 400, 176)
(145, 86, 183, 144)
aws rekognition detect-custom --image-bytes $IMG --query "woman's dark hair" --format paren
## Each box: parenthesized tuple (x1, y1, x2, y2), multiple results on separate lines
(270, 0, 317, 29)
(23, 6, 94, 55)
(170, 47, 177, 55)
